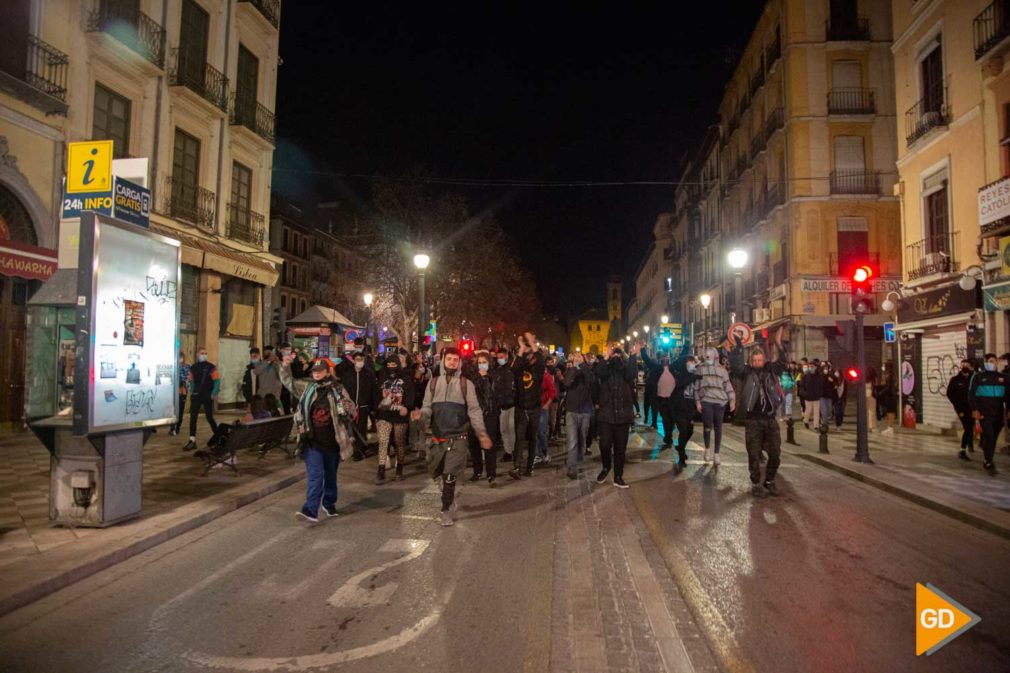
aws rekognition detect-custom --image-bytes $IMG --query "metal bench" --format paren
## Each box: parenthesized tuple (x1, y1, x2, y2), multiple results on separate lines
(195, 415, 294, 475)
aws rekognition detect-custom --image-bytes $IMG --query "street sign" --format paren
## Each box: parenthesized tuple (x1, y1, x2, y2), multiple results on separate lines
(884, 321, 896, 343)
(67, 140, 113, 194)
(111, 177, 151, 227)
(727, 322, 753, 345)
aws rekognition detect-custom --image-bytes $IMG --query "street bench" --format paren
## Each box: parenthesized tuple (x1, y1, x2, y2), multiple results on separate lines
(195, 415, 294, 475)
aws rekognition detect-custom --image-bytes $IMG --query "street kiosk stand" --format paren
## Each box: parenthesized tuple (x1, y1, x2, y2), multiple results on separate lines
(285, 305, 362, 361)
(25, 213, 181, 526)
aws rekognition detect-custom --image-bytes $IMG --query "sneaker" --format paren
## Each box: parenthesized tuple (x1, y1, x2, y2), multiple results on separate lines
(596, 468, 610, 484)
(295, 510, 319, 523)
(704, 447, 713, 462)
(533, 455, 544, 465)
(523, 468, 534, 477)
(468, 472, 482, 482)
(984, 462, 997, 476)
(751, 484, 766, 498)
(376, 466, 386, 485)
(169, 428, 179, 437)
(321, 505, 339, 518)
(763, 481, 779, 496)
(488, 478, 497, 488)
(713, 453, 721, 466)
(440, 511, 454, 527)
(542, 455, 551, 465)
(508, 468, 522, 481)
(881, 427, 894, 435)
(183, 439, 197, 451)
(958, 450, 971, 462)
(613, 477, 629, 489)
(661, 442, 673, 449)
(566, 467, 577, 480)
(672, 461, 684, 476)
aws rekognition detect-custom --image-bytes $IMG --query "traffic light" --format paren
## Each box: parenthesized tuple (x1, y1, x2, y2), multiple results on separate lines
(850, 263, 875, 314)
(846, 367, 860, 383)
(459, 338, 474, 356)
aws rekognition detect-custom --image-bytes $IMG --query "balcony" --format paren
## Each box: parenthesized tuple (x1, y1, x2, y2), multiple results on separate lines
(772, 259, 788, 285)
(227, 203, 266, 246)
(750, 133, 765, 161)
(762, 182, 784, 215)
(231, 95, 276, 144)
(828, 88, 875, 115)
(86, 1, 166, 69)
(169, 47, 229, 112)
(905, 87, 950, 146)
(749, 68, 765, 98)
(766, 33, 781, 69)
(238, 0, 281, 29)
(830, 170, 880, 195)
(763, 107, 784, 139)
(0, 35, 69, 114)
(974, 0, 1010, 60)
(905, 233, 959, 281)
(829, 252, 880, 276)
(156, 173, 216, 232)
(826, 17, 870, 41)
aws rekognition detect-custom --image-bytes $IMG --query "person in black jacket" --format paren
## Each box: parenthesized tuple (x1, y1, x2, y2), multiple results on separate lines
(670, 344, 699, 474)
(592, 342, 641, 488)
(491, 346, 516, 461)
(563, 351, 596, 479)
(946, 360, 975, 461)
(641, 349, 663, 430)
(969, 353, 1007, 475)
(468, 352, 501, 486)
(509, 332, 545, 480)
(338, 350, 379, 461)
(242, 347, 260, 404)
(374, 354, 415, 483)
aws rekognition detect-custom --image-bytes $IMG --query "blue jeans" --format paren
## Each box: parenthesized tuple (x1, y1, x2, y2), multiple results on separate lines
(302, 447, 339, 517)
(537, 407, 549, 457)
(700, 401, 725, 453)
(819, 398, 833, 430)
(566, 411, 591, 468)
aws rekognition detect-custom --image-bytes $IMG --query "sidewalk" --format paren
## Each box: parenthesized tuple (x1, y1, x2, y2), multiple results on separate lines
(0, 413, 304, 616)
(753, 421, 1010, 538)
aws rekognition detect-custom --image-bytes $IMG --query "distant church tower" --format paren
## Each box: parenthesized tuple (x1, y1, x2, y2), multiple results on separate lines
(606, 276, 623, 343)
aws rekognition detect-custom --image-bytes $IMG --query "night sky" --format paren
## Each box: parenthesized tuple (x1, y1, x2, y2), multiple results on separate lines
(272, 3, 764, 321)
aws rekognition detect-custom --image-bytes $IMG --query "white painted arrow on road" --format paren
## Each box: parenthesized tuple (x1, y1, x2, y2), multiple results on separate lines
(326, 538, 430, 608)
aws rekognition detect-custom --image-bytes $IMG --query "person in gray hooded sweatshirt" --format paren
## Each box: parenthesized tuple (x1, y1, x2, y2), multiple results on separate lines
(413, 346, 492, 526)
(694, 346, 736, 465)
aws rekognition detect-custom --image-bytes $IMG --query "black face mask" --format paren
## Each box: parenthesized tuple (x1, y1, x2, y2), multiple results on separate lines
(962, 368, 972, 376)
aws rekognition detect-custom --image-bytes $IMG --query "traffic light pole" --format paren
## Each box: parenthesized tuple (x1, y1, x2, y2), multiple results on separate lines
(853, 310, 872, 463)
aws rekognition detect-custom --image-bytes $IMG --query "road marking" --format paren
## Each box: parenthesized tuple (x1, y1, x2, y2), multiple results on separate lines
(327, 539, 430, 608)
(259, 540, 351, 600)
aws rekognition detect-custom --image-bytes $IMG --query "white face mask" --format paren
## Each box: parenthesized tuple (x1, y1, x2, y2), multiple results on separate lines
(497, 358, 507, 366)
(197, 354, 208, 363)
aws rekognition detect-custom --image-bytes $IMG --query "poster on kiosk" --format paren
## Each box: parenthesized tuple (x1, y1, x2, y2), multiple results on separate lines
(73, 212, 181, 435)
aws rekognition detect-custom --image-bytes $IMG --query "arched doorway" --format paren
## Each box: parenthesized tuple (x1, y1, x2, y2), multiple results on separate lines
(0, 183, 44, 426)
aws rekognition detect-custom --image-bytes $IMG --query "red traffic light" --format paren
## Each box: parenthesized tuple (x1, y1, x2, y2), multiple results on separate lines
(459, 339, 474, 355)
(846, 367, 860, 382)
(852, 265, 873, 283)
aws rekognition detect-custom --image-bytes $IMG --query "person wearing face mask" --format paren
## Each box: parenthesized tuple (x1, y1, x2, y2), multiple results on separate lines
(875, 362, 897, 434)
(669, 344, 699, 474)
(730, 329, 789, 496)
(801, 360, 825, 431)
(946, 359, 975, 461)
(171, 351, 191, 436)
(412, 347, 492, 526)
(242, 347, 260, 404)
(563, 351, 596, 479)
(491, 346, 516, 462)
(375, 353, 415, 483)
(337, 350, 379, 461)
(468, 352, 501, 486)
(509, 332, 546, 479)
(253, 345, 283, 401)
(591, 342, 641, 488)
(642, 346, 676, 448)
(409, 352, 431, 458)
(694, 346, 735, 465)
(183, 346, 220, 450)
(968, 353, 1006, 476)
(820, 363, 839, 432)
(585, 352, 600, 451)
(294, 361, 356, 523)
(779, 363, 797, 422)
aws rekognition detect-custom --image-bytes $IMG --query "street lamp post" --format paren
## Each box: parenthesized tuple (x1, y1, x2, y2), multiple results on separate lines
(414, 253, 430, 356)
(728, 248, 748, 325)
(698, 293, 712, 350)
(363, 292, 374, 353)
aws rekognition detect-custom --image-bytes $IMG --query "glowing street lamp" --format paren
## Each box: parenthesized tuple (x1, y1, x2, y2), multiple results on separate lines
(643, 325, 650, 334)
(414, 253, 431, 355)
(699, 293, 712, 309)
(363, 292, 375, 351)
(633, 330, 639, 338)
(661, 314, 669, 324)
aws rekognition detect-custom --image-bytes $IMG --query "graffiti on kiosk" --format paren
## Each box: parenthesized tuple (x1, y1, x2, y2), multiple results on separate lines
(924, 345, 968, 396)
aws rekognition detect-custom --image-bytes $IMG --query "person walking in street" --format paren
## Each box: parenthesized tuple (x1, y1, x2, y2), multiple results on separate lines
(876, 363, 898, 434)
(492, 346, 516, 463)
(242, 347, 260, 405)
(832, 366, 847, 429)
(409, 352, 431, 459)
(535, 360, 558, 464)
(467, 352, 501, 486)
(694, 347, 735, 465)
(593, 343, 640, 488)
(730, 330, 788, 497)
(375, 353, 415, 483)
(670, 347, 699, 475)
(337, 350, 379, 461)
(546, 355, 564, 440)
(563, 351, 596, 479)
(510, 332, 545, 480)
(947, 359, 975, 461)
(802, 361, 825, 431)
(295, 361, 356, 523)
(183, 346, 220, 450)
(969, 353, 1006, 476)
(642, 347, 676, 447)
(171, 350, 191, 436)
(865, 366, 878, 432)
(818, 363, 837, 432)
(413, 347, 492, 526)
(779, 363, 797, 422)
(642, 349, 662, 431)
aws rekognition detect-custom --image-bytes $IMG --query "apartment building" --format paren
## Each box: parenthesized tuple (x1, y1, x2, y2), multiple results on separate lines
(267, 194, 311, 343)
(627, 213, 674, 338)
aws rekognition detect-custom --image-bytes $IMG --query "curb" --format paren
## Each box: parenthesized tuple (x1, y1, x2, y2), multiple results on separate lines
(0, 470, 304, 618)
(789, 452, 1010, 541)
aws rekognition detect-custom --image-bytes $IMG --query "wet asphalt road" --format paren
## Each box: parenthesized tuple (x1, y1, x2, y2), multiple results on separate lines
(1, 424, 1008, 673)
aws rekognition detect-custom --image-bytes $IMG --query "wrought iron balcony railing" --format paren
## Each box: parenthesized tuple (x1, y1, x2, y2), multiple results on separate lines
(905, 86, 950, 146)
(22, 35, 69, 102)
(828, 88, 875, 114)
(227, 203, 266, 246)
(974, 0, 1010, 60)
(231, 95, 276, 143)
(826, 16, 870, 41)
(156, 172, 216, 232)
(169, 47, 229, 112)
(238, 0, 280, 29)
(86, 0, 166, 68)
(905, 233, 959, 281)
(830, 170, 880, 195)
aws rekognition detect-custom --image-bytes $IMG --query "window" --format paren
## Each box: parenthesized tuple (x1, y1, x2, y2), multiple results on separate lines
(179, 265, 199, 332)
(93, 84, 131, 158)
(178, 0, 209, 86)
(832, 60, 861, 90)
(230, 161, 252, 227)
(171, 129, 201, 216)
(837, 218, 868, 278)
(834, 136, 865, 173)
(925, 185, 949, 251)
(235, 44, 259, 126)
(921, 39, 944, 114)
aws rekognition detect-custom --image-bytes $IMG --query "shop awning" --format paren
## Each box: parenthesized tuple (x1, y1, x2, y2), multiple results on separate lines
(893, 311, 977, 332)
(288, 305, 363, 330)
(797, 314, 891, 328)
(148, 223, 279, 286)
(0, 240, 57, 281)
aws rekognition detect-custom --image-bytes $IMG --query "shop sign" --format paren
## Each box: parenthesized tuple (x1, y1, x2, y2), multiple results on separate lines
(62, 190, 113, 219)
(0, 240, 57, 281)
(111, 177, 151, 228)
(290, 326, 331, 336)
(978, 176, 1010, 236)
(983, 281, 1010, 312)
(800, 278, 901, 293)
(203, 252, 279, 286)
(967, 324, 986, 362)
(896, 285, 980, 324)
(66, 140, 113, 194)
(900, 332, 923, 426)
